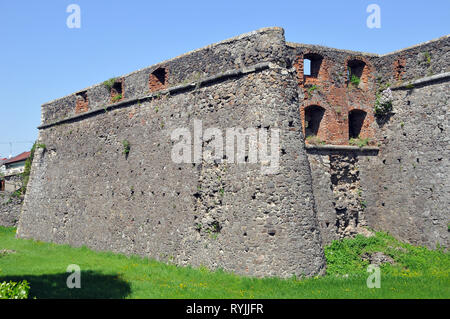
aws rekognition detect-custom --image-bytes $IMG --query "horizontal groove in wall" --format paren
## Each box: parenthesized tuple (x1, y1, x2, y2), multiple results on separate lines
(391, 72, 450, 90)
(305, 144, 379, 153)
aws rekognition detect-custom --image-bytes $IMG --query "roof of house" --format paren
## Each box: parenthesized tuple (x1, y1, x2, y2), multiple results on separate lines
(3, 151, 31, 165)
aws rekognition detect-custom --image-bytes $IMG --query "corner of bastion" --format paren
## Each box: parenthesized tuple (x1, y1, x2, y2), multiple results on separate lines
(16, 27, 450, 277)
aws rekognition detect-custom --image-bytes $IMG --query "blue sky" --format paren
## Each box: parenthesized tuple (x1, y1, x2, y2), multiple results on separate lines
(0, 0, 449, 157)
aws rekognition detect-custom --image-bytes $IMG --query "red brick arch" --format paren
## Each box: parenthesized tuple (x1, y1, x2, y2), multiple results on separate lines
(347, 107, 375, 142)
(301, 104, 328, 143)
(149, 67, 169, 92)
(344, 56, 373, 90)
(294, 52, 330, 87)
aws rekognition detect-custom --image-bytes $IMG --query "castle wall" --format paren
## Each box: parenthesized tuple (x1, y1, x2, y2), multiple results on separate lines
(288, 43, 379, 146)
(288, 36, 449, 248)
(0, 191, 23, 227)
(373, 35, 450, 85)
(287, 44, 381, 244)
(40, 27, 290, 126)
(360, 77, 449, 248)
(16, 27, 450, 279)
(304, 148, 378, 245)
(361, 36, 450, 248)
(17, 28, 326, 278)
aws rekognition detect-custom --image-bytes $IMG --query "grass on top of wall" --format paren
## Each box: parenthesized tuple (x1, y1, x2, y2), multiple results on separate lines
(0, 226, 448, 299)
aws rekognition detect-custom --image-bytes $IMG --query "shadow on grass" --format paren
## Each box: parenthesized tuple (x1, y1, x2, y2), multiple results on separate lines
(0, 270, 131, 299)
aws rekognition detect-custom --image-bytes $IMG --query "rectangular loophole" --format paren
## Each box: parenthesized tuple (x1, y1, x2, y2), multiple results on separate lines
(149, 67, 167, 92)
(75, 90, 89, 114)
(110, 80, 124, 103)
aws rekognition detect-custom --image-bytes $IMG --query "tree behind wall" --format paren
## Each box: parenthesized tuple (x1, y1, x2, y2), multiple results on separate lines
(20, 142, 36, 195)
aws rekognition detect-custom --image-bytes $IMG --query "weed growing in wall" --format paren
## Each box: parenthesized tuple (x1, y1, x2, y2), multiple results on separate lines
(112, 93, 122, 103)
(374, 87, 393, 116)
(350, 74, 361, 87)
(103, 77, 117, 90)
(349, 136, 370, 148)
(357, 189, 363, 197)
(360, 200, 367, 209)
(306, 85, 319, 98)
(122, 140, 130, 156)
(418, 52, 433, 76)
(306, 135, 325, 145)
(420, 52, 431, 66)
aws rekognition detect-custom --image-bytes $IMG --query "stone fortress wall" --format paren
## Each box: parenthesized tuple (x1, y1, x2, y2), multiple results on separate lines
(17, 28, 326, 278)
(16, 27, 449, 277)
(363, 38, 450, 249)
(287, 34, 449, 248)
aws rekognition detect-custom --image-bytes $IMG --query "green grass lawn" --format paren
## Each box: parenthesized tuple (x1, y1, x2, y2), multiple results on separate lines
(0, 226, 448, 299)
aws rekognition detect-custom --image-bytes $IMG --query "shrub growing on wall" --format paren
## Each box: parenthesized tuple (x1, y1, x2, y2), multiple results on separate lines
(20, 142, 37, 195)
(374, 88, 393, 116)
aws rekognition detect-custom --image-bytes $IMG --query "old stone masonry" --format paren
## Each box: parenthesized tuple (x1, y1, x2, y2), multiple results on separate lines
(16, 27, 449, 278)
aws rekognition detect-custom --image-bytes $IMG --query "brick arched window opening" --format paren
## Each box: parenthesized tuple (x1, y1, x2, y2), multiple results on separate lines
(348, 109, 367, 138)
(347, 59, 366, 88)
(110, 80, 124, 103)
(149, 67, 167, 92)
(304, 53, 323, 78)
(304, 105, 325, 138)
(75, 91, 88, 114)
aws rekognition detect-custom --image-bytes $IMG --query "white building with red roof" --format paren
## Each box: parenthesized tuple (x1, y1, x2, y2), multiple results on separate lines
(0, 151, 30, 191)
